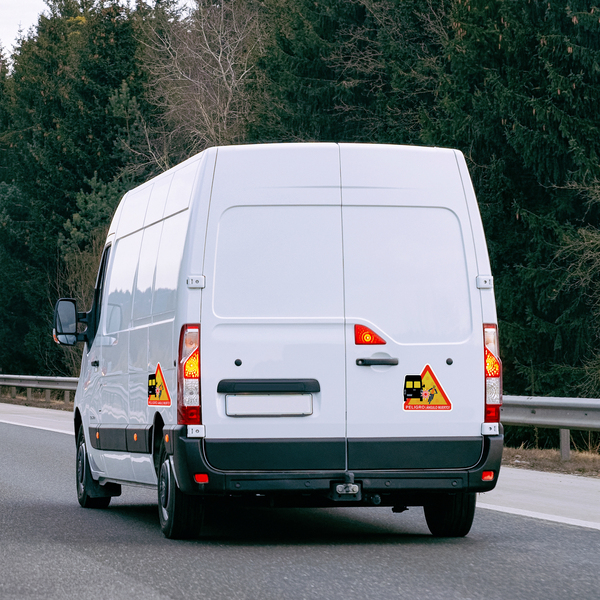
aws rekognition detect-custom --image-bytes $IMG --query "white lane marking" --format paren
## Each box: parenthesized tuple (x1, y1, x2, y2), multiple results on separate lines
(0, 419, 74, 436)
(478, 502, 600, 531)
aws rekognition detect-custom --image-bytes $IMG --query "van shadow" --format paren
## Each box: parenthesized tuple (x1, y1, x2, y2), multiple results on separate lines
(108, 502, 435, 545)
(196, 505, 433, 545)
(1, 498, 449, 549)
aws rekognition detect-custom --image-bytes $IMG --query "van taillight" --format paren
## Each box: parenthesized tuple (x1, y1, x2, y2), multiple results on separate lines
(178, 324, 201, 425)
(484, 324, 502, 422)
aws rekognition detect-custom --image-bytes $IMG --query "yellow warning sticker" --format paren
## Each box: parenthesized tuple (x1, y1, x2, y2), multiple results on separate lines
(148, 363, 172, 406)
(403, 364, 451, 411)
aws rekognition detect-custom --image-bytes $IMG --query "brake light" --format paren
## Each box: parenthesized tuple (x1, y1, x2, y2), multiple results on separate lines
(484, 324, 502, 422)
(178, 324, 201, 425)
(355, 324, 386, 345)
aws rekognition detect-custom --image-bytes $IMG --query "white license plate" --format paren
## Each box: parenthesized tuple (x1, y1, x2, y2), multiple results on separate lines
(225, 394, 313, 417)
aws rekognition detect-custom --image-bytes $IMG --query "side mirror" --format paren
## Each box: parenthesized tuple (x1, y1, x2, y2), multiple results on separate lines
(53, 298, 79, 346)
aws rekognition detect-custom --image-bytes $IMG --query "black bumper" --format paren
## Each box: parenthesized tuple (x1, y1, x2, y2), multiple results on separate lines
(164, 426, 504, 505)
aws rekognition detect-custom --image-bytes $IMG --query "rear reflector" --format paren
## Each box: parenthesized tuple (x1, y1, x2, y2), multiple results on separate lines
(482, 471, 495, 481)
(485, 404, 500, 423)
(194, 474, 209, 484)
(355, 324, 386, 345)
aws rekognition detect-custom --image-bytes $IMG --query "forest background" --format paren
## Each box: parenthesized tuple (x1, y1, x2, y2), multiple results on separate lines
(1, 0, 600, 444)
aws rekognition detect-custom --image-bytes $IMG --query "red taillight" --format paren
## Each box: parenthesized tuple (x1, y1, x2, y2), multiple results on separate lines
(482, 470, 495, 481)
(484, 324, 502, 423)
(178, 324, 201, 425)
(194, 474, 209, 484)
(355, 324, 386, 345)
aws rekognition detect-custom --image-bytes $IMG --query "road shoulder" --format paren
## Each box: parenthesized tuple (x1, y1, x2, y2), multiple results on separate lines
(0, 402, 74, 435)
(479, 466, 600, 530)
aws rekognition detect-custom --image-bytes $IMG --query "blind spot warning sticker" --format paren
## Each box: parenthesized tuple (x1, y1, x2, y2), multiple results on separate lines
(148, 363, 172, 406)
(403, 365, 451, 411)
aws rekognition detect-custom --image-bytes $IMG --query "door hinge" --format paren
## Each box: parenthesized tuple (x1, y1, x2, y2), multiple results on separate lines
(186, 275, 206, 289)
(476, 275, 493, 289)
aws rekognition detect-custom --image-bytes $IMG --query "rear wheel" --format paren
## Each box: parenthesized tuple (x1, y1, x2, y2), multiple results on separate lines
(424, 493, 476, 537)
(76, 427, 111, 509)
(157, 443, 203, 539)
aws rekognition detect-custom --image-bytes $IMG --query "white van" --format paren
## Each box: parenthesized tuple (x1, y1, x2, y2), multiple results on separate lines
(54, 143, 503, 539)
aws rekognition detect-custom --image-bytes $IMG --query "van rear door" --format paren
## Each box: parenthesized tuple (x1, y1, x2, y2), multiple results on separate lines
(340, 145, 485, 471)
(200, 144, 347, 471)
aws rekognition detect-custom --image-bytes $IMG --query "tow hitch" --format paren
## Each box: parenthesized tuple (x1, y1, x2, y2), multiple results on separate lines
(330, 473, 362, 501)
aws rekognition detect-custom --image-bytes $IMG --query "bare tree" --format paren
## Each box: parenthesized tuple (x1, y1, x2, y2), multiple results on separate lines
(140, 0, 264, 169)
(49, 229, 107, 376)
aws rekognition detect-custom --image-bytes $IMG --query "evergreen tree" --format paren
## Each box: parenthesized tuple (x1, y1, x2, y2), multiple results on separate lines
(0, 0, 151, 375)
(250, 0, 442, 143)
(427, 0, 600, 395)
(250, 0, 371, 141)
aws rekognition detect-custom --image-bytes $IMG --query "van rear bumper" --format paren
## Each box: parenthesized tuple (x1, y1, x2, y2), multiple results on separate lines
(165, 426, 504, 503)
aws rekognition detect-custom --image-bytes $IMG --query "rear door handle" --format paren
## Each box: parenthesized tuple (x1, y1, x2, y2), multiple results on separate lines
(356, 358, 399, 366)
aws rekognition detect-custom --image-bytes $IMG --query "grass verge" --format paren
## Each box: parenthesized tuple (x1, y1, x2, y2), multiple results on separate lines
(502, 446, 600, 477)
(1, 392, 72, 412)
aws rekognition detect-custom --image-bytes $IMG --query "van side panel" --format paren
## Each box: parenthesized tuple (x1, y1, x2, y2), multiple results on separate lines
(86, 153, 205, 484)
(454, 151, 498, 324)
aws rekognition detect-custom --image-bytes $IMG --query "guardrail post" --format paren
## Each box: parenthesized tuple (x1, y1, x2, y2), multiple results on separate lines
(559, 429, 571, 461)
(64, 390, 70, 403)
(27, 387, 32, 402)
(45, 389, 51, 402)
(10, 386, 16, 399)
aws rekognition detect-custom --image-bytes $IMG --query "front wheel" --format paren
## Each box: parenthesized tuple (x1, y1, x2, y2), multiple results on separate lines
(157, 444, 203, 539)
(424, 493, 476, 537)
(76, 427, 111, 509)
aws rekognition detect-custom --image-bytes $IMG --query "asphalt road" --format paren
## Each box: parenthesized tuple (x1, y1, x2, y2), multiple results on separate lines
(1, 408, 599, 600)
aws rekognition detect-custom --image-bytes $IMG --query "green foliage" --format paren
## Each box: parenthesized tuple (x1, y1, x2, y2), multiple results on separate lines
(0, 0, 152, 375)
(0, 182, 60, 374)
(250, 0, 441, 143)
(427, 0, 600, 396)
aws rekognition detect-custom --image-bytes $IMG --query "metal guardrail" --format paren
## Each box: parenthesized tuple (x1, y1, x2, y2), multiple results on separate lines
(0, 374, 78, 403)
(501, 395, 600, 431)
(501, 395, 600, 460)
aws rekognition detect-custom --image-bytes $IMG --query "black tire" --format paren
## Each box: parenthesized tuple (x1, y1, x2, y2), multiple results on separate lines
(76, 427, 111, 509)
(157, 443, 203, 539)
(424, 493, 476, 537)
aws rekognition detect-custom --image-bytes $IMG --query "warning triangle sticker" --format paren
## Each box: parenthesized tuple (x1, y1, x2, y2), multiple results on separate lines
(148, 363, 172, 406)
(403, 364, 452, 411)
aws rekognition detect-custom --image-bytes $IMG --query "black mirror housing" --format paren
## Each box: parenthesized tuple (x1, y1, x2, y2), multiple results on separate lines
(53, 298, 86, 346)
